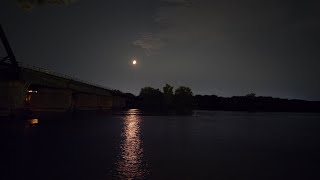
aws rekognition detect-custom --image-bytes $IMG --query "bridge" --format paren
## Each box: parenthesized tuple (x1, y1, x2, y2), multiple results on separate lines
(0, 25, 125, 116)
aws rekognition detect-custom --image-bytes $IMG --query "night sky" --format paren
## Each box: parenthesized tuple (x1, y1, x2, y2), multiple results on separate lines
(1, 0, 320, 100)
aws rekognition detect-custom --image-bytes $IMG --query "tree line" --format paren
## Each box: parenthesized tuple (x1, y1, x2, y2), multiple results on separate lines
(137, 84, 193, 113)
(115, 87, 320, 113)
(194, 93, 320, 112)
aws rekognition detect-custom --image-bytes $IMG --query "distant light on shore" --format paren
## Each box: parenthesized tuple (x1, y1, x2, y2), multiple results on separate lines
(29, 119, 39, 125)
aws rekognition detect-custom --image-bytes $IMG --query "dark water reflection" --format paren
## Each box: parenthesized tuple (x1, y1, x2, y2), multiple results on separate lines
(116, 109, 148, 179)
(2, 110, 320, 180)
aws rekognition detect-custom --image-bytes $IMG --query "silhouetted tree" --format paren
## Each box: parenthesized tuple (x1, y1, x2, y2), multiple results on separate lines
(174, 86, 193, 113)
(163, 84, 174, 108)
(124, 93, 137, 108)
(194, 94, 220, 110)
(193, 92, 320, 112)
(245, 93, 256, 98)
(139, 87, 164, 110)
(111, 89, 124, 96)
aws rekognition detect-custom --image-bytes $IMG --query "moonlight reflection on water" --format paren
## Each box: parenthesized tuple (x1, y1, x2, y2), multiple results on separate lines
(3, 111, 320, 179)
(116, 109, 147, 179)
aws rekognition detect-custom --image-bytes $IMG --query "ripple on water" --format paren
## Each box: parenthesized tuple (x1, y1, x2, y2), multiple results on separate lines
(115, 109, 148, 179)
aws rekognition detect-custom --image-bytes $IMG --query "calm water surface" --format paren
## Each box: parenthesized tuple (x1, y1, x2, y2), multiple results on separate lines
(3, 110, 320, 179)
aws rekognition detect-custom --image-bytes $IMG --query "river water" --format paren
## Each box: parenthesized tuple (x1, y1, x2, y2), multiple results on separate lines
(3, 110, 320, 179)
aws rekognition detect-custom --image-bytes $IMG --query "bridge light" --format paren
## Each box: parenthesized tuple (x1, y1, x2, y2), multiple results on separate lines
(28, 90, 38, 93)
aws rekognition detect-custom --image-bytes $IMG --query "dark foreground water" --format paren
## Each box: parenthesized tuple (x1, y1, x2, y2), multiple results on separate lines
(2, 110, 320, 179)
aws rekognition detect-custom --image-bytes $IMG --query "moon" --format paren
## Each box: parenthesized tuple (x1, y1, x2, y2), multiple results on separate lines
(132, 60, 137, 65)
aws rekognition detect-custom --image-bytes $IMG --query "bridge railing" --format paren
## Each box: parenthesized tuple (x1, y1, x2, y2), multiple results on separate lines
(17, 61, 113, 91)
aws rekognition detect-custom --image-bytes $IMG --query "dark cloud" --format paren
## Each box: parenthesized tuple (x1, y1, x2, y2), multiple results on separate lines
(132, 33, 164, 56)
(17, 0, 77, 10)
(134, 0, 320, 57)
(161, 0, 193, 7)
